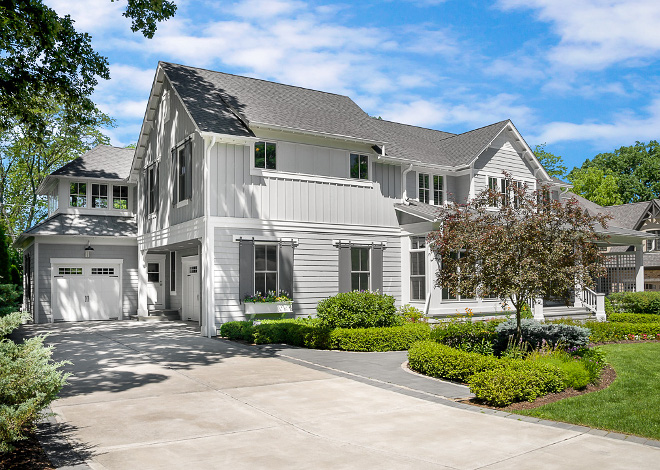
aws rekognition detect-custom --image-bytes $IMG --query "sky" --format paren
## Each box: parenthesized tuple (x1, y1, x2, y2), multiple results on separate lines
(46, 0, 660, 172)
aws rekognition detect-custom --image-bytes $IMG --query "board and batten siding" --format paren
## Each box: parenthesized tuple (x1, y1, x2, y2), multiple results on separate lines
(36, 243, 138, 322)
(208, 143, 399, 227)
(212, 226, 402, 324)
(473, 135, 537, 194)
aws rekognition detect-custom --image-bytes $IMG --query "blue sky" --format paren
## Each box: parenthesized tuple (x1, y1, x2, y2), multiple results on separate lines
(47, 0, 660, 172)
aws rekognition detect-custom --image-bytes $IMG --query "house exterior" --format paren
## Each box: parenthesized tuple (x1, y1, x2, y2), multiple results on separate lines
(17, 62, 651, 334)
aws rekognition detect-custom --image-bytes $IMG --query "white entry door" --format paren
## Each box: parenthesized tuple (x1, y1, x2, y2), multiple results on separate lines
(182, 257, 200, 322)
(146, 255, 165, 310)
(51, 262, 122, 321)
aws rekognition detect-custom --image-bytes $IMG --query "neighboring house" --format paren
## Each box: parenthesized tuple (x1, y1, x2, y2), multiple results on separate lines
(16, 62, 651, 333)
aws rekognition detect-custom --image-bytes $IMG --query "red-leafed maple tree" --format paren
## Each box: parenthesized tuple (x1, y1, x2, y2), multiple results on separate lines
(427, 173, 609, 336)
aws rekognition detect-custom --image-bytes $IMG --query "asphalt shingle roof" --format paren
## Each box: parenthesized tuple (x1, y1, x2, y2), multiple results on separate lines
(160, 62, 384, 142)
(21, 213, 137, 239)
(604, 201, 654, 230)
(369, 119, 455, 164)
(393, 201, 444, 221)
(433, 120, 510, 167)
(52, 146, 134, 180)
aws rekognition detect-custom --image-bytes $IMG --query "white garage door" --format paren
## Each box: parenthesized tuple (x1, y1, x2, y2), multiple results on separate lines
(51, 262, 121, 322)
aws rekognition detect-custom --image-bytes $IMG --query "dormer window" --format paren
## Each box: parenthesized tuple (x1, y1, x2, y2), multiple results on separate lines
(113, 185, 129, 210)
(255, 141, 276, 170)
(419, 173, 430, 203)
(350, 154, 368, 180)
(69, 182, 86, 207)
(91, 183, 108, 208)
(433, 175, 444, 205)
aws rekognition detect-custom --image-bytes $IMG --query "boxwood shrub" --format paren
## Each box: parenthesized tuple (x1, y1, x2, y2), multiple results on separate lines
(316, 291, 401, 329)
(430, 320, 500, 354)
(219, 320, 255, 341)
(608, 312, 660, 323)
(582, 321, 660, 342)
(608, 291, 660, 315)
(495, 319, 590, 350)
(408, 341, 501, 382)
(327, 323, 430, 352)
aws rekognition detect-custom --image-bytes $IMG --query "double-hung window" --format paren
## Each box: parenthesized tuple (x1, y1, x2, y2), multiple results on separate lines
(647, 230, 660, 252)
(69, 182, 86, 207)
(418, 173, 430, 204)
(255, 244, 278, 295)
(433, 175, 444, 205)
(170, 251, 176, 293)
(239, 239, 294, 300)
(410, 237, 426, 301)
(441, 251, 474, 301)
(113, 185, 129, 210)
(148, 164, 159, 214)
(172, 139, 192, 204)
(255, 141, 276, 170)
(351, 247, 370, 291)
(350, 154, 368, 179)
(91, 183, 108, 208)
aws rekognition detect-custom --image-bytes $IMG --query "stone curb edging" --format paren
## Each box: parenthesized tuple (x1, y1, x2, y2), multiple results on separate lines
(36, 406, 94, 470)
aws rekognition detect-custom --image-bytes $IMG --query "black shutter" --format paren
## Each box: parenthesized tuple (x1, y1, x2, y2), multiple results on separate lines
(279, 242, 294, 298)
(239, 239, 255, 301)
(185, 139, 193, 200)
(371, 245, 384, 292)
(172, 147, 177, 206)
(338, 245, 351, 293)
(154, 162, 159, 213)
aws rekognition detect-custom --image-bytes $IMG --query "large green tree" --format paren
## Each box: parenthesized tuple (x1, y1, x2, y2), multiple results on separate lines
(567, 167, 624, 207)
(569, 141, 660, 204)
(534, 143, 568, 179)
(0, 0, 176, 134)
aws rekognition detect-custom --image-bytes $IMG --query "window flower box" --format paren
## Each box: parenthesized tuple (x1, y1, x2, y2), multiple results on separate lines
(243, 301, 293, 319)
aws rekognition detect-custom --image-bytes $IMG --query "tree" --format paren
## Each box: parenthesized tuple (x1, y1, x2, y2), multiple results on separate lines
(0, 102, 113, 240)
(567, 167, 624, 206)
(569, 141, 660, 204)
(533, 144, 568, 179)
(427, 174, 608, 336)
(0, 222, 9, 284)
(0, 0, 176, 134)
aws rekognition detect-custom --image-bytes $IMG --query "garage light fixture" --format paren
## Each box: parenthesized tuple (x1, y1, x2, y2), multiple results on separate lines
(84, 242, 94, 258)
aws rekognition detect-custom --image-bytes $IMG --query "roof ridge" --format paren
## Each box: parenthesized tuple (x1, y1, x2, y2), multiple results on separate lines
(605, 200, 655, 208)
(452, 119, 510, 137)
(374, 118, 456, 136)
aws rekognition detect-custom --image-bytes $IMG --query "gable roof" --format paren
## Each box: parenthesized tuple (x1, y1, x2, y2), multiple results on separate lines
(604, 201, 652, 230)
(434, 120, 510, 168)
(369, 119, 455, 165)
(160, 62, 384, 143)
(51, 146, 135, 180)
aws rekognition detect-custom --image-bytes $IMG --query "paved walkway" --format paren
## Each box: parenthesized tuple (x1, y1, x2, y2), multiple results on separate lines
(16, 321, 659, 469)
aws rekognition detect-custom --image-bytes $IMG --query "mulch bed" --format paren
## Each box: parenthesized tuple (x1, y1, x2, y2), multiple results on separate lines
(458, 365, 617, 411)
(0, 432, 54, 470)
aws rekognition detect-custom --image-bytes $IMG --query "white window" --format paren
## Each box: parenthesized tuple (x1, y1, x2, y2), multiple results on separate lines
(410, 237, 426, 301)
(255, 141, 276, 170)
(91, 183, 108, 208)
(350, 153, 368, 179)
(488, 176, 522, 207)
(58, 267, 83, 275)
(255, 244, 278, 294)
(91, 267, 115, 275)
(148, 165, 158, 214)
(351, 247, 370, 291)
(647, 231, 660, 252)
(113, 185, 129, 210)
(433, 175, 444, 205)
(418, 173, 430, 203)
(48, 190, 58, 215)
(69, 182, 86, 207)
(170, 252, 176, 293)
(173, 140, 192, 202)
(441, 252, 474, 301)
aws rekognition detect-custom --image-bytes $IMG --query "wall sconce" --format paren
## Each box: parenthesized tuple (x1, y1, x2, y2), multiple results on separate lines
(84, 242, 94, 258)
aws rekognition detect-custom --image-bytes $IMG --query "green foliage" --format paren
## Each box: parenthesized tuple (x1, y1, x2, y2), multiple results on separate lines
(533, 144, 568, 179)
(468, 361, 565, 407)
(219, 321, 254, 342)
(608, 312, 660, 323)
(326, 323, 430, 352)
(397, 304, 427, 323)
(566, 167, 623, 206)
(529, 354, 591, 390)
(570, 347, 607, 384)
(608, 291, 660, 315)
(407, 341, 501, 382)
(604, 296, 615, 315)
(582, 321, 660, 343)
(0, 224, 9, 284)
(0, 312, 68, 452)
(495, 319, 591, 350)
(0, 311, 24, 337)
(316, 291, 401, 329)
(0, 285, 20, 311)
(430, 319, 499, 355)
(252, 319, 329, 349)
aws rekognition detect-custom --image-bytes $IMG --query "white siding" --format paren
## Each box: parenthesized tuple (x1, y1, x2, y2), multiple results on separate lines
(473, 135, 537, 195)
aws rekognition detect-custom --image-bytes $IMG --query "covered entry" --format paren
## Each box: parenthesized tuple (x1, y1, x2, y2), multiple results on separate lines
(51, 258, 122, 321)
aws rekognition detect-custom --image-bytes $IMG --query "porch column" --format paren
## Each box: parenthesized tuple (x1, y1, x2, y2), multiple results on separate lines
(532, 297, 544, 321)
(137, 248, 149, 315)
(635, 244, 645, 292)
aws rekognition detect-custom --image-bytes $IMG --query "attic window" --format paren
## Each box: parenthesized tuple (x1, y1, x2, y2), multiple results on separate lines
(350, 154, 368, 180)
(113, 185, 129, 210)
(255, 141, 276, 170)
(69, 182, 86, 207)
(92, 183, 108, 208)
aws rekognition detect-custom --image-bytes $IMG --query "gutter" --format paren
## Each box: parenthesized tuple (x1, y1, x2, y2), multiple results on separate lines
(401, 164, 414, 202)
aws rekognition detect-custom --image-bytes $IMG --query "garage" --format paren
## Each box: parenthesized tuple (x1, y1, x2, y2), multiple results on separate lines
(51, 259, 122, 322)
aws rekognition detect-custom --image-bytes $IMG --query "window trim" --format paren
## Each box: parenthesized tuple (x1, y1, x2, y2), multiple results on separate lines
(172, 138, 193, 205)
(410, 236, 426, 302)
(170, 251, 176, 294)
(112, 184, 129, 211)
(69, 182, 87, 208)
(418, 172, 445, 205)
(349, 153, 369, 180)
(254, 242, 279, 295)
(147, 163, 159, 215)
(254, 141, 277, 171)
(433, 174, 444, 206)
(418, 173, 430, 204)
(91, 183, 109, 209)
(350, 246, 371, 291)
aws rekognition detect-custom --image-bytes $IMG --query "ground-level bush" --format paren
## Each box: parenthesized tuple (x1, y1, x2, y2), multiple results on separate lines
(529, 354, 591, 390)
(316, 291, 401, 329)
(327, 323, 430, 351)
(468, 361, 565, 407)
(496, 319, 590, 350)
(219, 320, 255, 342)
(430, 320, 500, 355)
(583, 321, 660, 343)
(608, 291, 660, 315)
(0, 312, 68, 452)
(608, 312, 660, 323)
(407, 341, 501, 382)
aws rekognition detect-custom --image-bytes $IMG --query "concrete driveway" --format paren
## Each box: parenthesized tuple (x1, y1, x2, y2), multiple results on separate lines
(19, 321, 659, 469)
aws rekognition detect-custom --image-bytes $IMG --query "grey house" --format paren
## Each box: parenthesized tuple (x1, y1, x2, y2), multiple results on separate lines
(18, 62, 650, 333)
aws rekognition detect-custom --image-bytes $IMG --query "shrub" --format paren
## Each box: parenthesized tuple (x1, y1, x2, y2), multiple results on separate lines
(408, 341, 501, 382)
(582, 321, 660, 343)
(468, 361, 565, 407)
(219, 321, 255, 341)
(253, 318, 330, 348)
(0, 312, 68, 452)
(608, 312, 660, 323)
(608, 291, 660, 315)
(530, 354, 591, 390)
(430, 319, 499, 355)
(569, 347, 607, 383)
(397, 304, 427, 323)
(327, 323, 430, 352)
(316, 291, 401, 329)
(495, 319, 590, 350)
(0, 284, 20, 310)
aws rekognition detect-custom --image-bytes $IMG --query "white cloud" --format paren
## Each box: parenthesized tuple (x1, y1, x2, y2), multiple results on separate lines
(45, 0, 127, 35)
(229, 0, 306, 18)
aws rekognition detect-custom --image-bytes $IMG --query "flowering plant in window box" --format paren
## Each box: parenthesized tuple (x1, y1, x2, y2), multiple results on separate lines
(243, 291, 293, 318)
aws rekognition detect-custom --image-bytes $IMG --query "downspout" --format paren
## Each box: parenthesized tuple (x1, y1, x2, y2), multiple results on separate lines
(402, 164, 413, 203)
(202, 135, 217, 337)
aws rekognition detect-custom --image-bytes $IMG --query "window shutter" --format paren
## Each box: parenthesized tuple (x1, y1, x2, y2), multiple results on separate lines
(185, 140, 193, 200)
(338, 245, 351, 293)
(142, 169, 149, 215)
(279, 242, 294, 297)
(154, 162, 160, 213)
(371, 245, 384, 292)
(172, 147, 177, 206)
(239, 239, 255, 301)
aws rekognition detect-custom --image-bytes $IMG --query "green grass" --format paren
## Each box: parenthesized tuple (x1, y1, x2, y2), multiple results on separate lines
(515, 342, 660, 440)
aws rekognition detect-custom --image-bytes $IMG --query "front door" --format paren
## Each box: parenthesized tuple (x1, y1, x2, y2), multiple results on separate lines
(146, 255, 165, 310)
(182, 257, 200, 322)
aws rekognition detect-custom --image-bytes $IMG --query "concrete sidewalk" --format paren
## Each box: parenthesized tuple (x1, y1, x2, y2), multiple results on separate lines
(19, 321, 659, 469)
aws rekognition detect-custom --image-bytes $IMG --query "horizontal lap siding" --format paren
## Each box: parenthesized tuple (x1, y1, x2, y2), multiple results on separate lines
(212, 226, 401, 325)
(474, 137, 537, 195)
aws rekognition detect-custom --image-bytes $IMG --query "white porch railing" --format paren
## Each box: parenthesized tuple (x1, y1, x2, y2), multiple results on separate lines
(579, 287, 607, 321)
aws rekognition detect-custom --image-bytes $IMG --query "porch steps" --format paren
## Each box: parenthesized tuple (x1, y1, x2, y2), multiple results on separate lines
(131, 309, 181, 322)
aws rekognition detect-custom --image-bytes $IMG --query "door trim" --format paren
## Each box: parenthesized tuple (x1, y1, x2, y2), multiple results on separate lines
(146, 254, 166, 309)
(181, 256, 200, 323)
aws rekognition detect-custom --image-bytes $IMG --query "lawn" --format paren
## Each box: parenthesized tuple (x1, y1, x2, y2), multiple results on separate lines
(515, 342, 660, 440)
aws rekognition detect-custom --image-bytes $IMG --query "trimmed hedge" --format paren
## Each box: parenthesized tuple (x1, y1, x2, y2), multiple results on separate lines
(408, 341, 501, 382)
(496, 319, 590, 350)
(430, 320, 500, 354)
(583, 321, 660, 343)
(327, 323, 430, 352)
(608, 312, 660, 323)
(219, 320, 255, 342)
(316, 291, 401, 329)
(608, 291, 660, 315)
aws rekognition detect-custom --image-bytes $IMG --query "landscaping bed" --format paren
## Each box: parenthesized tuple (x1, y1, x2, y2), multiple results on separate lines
(0, 432, 54, 470)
